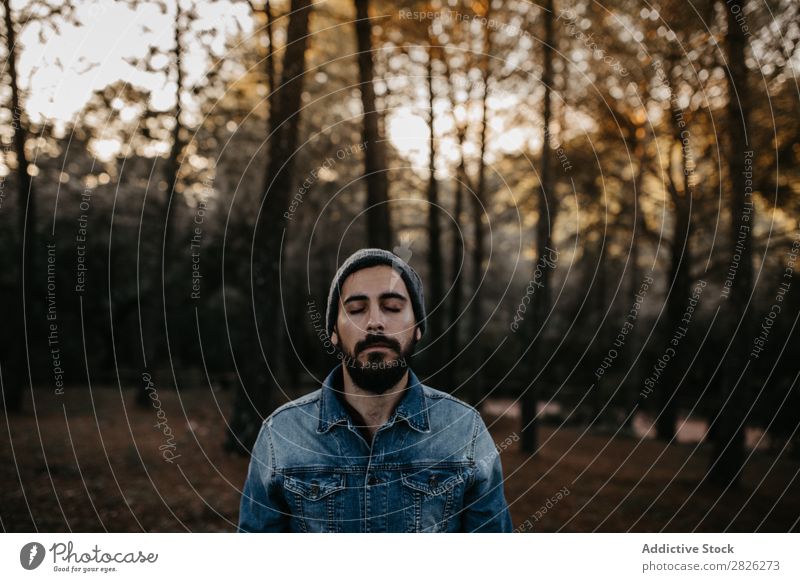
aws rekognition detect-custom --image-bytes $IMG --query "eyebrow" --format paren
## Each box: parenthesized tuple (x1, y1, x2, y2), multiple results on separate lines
(343, 292, 408, 305)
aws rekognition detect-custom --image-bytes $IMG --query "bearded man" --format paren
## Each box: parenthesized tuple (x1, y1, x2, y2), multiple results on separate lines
(238, 248, 513, 532)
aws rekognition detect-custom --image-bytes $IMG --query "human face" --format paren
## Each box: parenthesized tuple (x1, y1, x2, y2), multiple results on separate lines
(331, 264, 422, 373)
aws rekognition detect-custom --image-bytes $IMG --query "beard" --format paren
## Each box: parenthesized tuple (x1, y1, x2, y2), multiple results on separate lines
(337, 332, 417, 394)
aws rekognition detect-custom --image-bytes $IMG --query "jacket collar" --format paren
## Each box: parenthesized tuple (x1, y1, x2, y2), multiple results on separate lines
(317, 364, 430, 434)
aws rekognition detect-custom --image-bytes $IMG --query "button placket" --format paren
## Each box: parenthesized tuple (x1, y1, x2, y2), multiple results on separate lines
(363, 427, 388, 532)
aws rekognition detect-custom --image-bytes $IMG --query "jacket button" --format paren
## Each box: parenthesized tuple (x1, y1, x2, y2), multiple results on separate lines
(367, 475, 378, 486)
(310, 482, 319, 496)
(429, 475, 438, 487)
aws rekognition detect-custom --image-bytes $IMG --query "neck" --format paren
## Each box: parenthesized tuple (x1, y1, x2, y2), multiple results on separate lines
(341, 367, 409, 434)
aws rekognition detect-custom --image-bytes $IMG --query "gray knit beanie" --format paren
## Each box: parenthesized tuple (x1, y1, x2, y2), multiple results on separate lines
(326, 248, 426, 338)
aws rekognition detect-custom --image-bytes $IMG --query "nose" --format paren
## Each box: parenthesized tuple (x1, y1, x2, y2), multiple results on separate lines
(366, 303, 384, 333)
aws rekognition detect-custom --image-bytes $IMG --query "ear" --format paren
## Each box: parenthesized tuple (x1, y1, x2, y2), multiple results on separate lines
(331, 328, 339, 346)
(414, 327, 421, 342)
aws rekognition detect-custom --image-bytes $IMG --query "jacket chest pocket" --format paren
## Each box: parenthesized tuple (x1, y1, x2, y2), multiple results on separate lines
(283, 472, 345, 532)
(401, 468, 467, 532)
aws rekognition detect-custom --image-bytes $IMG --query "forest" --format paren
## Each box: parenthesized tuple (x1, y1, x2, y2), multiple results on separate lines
(1, 0, 799, 531)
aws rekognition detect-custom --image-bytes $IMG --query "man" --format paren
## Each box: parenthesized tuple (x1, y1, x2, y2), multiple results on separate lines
(238, 248, 513, 532)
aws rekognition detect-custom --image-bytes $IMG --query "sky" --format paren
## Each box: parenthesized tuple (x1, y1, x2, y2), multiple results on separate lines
(9, 0, 546, 172)
(16, 0, 251, 128)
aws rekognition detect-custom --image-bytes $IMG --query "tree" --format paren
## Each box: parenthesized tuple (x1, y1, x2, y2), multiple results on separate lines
(1, 0, 35, 412)
(647, 46, 698, 442)
(128, 0, 231, 405)
(468, 0, 492, 344)
(708, 0, 755, 488)
(227, 0, 314, 453)
(440, 35, 472, 390)
(521, 0, 557, 454)
(425, 41, 444, 340)
(1, 0, 78, 411)
(135, 1, 192, 406)
(354, 0, 391, 249)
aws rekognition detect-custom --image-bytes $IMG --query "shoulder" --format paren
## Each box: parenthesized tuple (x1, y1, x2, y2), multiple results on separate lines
(264, 389, 322, 427)
(421, 385, 479, 414)
(420, 385, 492, 462)
(421, 384, 483, 432)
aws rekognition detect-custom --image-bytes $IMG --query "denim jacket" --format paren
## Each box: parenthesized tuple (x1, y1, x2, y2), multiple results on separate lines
(238, 365, 513, 532)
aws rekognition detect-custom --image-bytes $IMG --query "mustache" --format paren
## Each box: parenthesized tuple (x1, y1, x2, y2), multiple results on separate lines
(355, 334, 402, 355)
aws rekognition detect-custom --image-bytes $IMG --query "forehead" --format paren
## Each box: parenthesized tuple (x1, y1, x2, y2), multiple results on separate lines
(340, 265, 409, 299)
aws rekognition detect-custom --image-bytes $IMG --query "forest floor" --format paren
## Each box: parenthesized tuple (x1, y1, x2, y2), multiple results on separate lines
(2, 386, 798, 532)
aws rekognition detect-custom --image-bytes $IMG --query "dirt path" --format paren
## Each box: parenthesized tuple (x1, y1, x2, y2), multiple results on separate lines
(1, 387, 797, 532)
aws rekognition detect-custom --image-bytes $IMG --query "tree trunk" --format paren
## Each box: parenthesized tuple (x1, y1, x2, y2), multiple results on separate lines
(163, 2, 185, 256)
(226, 0, 313, 454)
(3, 0, 33, 412)
(264, 0, 275, 109)
(136, 2, 188, 407)
(354, 0, 391, 249)
(426, 44, 444, 339)
(521, 0, 556, 454)
(463, 0, 494, 405)
(440, 49, 468, 391)
(592, 211, 607, 425)
(658, 177, 690, 441)
(708, 0, 753, 487)
(468, 6, 491, 341)
(446, 176, 465, 385)
(623, 131, 647, 429)
(657, 66, 693, 440)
